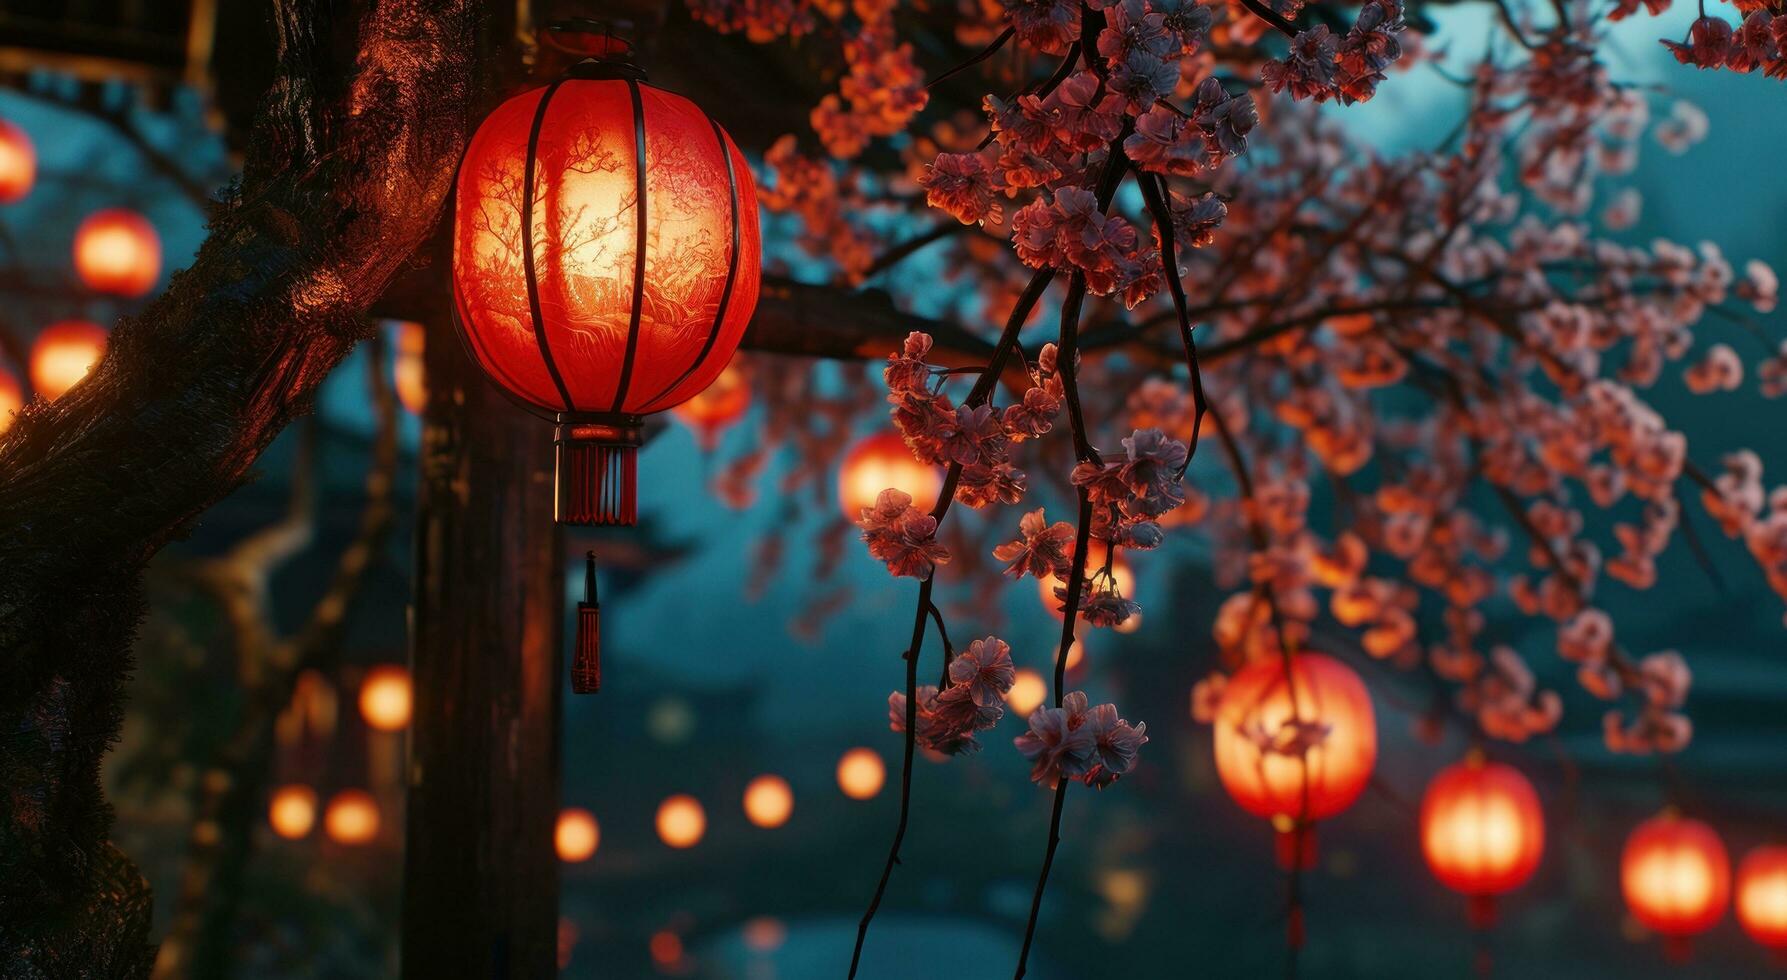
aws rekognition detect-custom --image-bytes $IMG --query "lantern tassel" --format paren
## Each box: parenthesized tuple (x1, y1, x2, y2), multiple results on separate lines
(571, 552, 601, 694)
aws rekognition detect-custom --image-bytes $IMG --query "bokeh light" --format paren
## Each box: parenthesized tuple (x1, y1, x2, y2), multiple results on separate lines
(0, 118, 34, 203)
(838, 431, 943, 519)
(656, 795, 706, 848)
(1006, 669, 1047, 716)
(73, 208, 161, 297)
(358, 664, 412, 731)
(323, 789, 380, 845)
(556, 807, 600, 863)
(267, 784, 317, 840)
(30, 321, 107, 401)
(742, 774, 794, 828)
(836, 748, 886, 800)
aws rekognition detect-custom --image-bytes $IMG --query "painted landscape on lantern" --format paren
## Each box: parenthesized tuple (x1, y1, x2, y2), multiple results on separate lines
(1, 0, 1787, 979)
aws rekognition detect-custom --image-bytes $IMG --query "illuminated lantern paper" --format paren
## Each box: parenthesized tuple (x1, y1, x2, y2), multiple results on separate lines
(358, 665, 412, 732)
(1420, 754, 1545, 927)
(1622, 810, 1730, 960)
(838, 431, 943, 520)
(452, 36, 761, 527)
(323, 789, 380, 845)
(30, 321, 108, 401)
(74, 208, 162, 297)
(671, 360, 750, 450)
(0, 118, 34, 203)
(268, 784, 318, 840)
(1737, 845, 1787, 955)
(1213, 652, 1376, 869)
(0, 367, 21, 435)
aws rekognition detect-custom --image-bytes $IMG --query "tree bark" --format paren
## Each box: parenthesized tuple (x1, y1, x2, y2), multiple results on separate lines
(399, 7, 565, 977)
(0, 1, 474, 973)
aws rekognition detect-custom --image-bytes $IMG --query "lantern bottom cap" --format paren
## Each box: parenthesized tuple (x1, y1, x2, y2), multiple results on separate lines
(556, 420, 641, 526)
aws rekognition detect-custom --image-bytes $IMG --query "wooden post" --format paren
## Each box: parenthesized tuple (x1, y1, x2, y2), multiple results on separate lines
(401, 9, 564, 974)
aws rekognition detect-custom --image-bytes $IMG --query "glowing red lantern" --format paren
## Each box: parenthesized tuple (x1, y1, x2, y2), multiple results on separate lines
(670, 359, 750, 450)
(74, 208, 162, 297)
(1213, 651, 1376, 867)
(1420, 754, 1545, 927)
(1738, 845, 1787, 954)
(0, 118, 34, 203)
(838, 431, 943, 520)
(30, 321, 108, 401)
(1622, 810, 1730, 959)
(452, 33, 760, 528)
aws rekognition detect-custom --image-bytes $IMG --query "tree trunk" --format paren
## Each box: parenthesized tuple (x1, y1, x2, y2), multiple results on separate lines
(0, 2, 473, 974)
(400, 8, 565, 976)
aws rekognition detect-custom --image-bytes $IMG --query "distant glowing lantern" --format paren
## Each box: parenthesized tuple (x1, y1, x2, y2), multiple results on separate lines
(837, 747, 886, 800)
(1213, 652, 1376, 868)
(74, 208, 161, 297)
(30, 321, 108, 400)
(743, 774, 794, 828)
(1622, 810, 1729, 959)
(838, 430, 943, 520)
(1420, 754, 1545, 927)
(323, 789, 381, 845)
(451, 33, 761, 529)
(0, 118, 33, 203)
(268, 784, 318, 840)
(742, 916, 787, 953)
(1037, 539, 1135, 623)
(358, 665, 412, 731)
(649, 930, 683, 969)
(1007, 669, 1047, 716)
(0, 367, 21, 435)
(656, 794, 706, 848)
(556, 807, 600, 862)
(1737, 845, 1787, 953)
(671, 360, 750, 450)
(393, 321, 428, 414)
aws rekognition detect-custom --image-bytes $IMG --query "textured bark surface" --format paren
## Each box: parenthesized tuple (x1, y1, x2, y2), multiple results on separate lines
(0, 0, 475, 973)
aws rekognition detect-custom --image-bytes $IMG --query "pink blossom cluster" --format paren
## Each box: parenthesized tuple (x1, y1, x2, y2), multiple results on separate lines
(1260, 0, 1406, 104)
(1663, 14, 1787, 77)
(1014, 691, 1149, 787)
(888, 636, 1016, 754)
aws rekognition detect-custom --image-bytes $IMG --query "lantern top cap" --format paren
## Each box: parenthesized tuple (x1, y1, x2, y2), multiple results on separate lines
(546, 19, 648, 80)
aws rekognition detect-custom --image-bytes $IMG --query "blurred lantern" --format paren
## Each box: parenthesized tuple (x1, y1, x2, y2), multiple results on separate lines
(1007, 669, 1047, 716)
(838, 430, 943, 520)
(556, 807, 600, 862)
(649, 930, 683, 969)
(656, 794, 706, 848)
(392, 321, 428, 414)
(742, 774, 794, 828)
(742, 916, 787, 953)
(1737, 845, 1787, 955)
(267, 784, 318, 840)
(30, 321, 108, 400)
(451, 27, 761, 698)
(1622, 810, 1730, 960)
(671, 359, 750, 450)
(1037, 540, 1134, 624)
(1420, 753, 1545, 928)
(0, 118, 34, 203)
(0, 367, 21, 435)
(323, 789, 381, 845)
(358, 664, 412, 731)
(74, 208, 162, 297)
(1213, 652, 1376, 869)
(836, 747, 886, 800)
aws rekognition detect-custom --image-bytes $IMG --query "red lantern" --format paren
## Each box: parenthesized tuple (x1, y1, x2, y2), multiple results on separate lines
(74, 208, 162, 297)
(452, 34, 761, 528)
(1213, 651, 1376, 868)
(30, 321, 108, 401)
(1420, 754, 1545, 927)
(1738, 845, 1787, 955)
(1622, 810, 1730, 959)
(670, 360, 750, 450)
(0, 118, 34, 203)
(838, 431, 943, 520)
